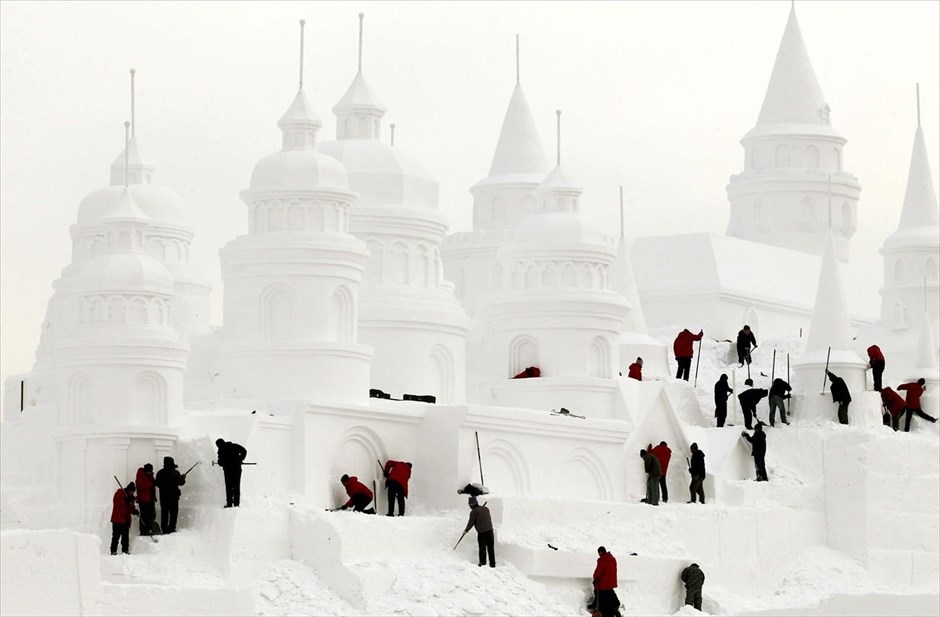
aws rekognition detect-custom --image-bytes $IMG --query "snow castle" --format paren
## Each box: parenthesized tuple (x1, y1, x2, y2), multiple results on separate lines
(1, 7, 938, 617)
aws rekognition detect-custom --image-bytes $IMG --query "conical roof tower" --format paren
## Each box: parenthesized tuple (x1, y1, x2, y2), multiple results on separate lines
(726, 4, 861, 261)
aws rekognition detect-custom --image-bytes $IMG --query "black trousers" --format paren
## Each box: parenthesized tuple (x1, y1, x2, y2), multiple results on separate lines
(871, 360, 884, 391)
(715, 401, 727, 427)
(351, 493, 374, 513)
(742, 404, 756, 430)
(737, 345, 751, 365)
(837, 402, 849, 425)
(596, 589, 621, 617)
(754, 454, 768, 481)
(110, 522, 130, 554)
(646, 476, 660, 505)
(138, 502, 156, 535)
(223, 466, 242, 506)
(386, 480, 406, 516)
(676, 357, 692, 381)
(904, 407, 938, 431)
(689, 475, 705, 503)
(685, 586, 703, 611)
(160, 499, 179, 533)
(658, 476, 668, 502)
(768, 396, 787, 426)
(477, 529, 495, 566)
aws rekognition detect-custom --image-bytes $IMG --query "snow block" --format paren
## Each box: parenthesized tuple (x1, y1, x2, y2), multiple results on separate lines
(1, 529, 101, 616)
(99, 582, 254, 616)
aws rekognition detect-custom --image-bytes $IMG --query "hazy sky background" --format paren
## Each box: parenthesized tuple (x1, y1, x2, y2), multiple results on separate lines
(1, 0, 938, 384)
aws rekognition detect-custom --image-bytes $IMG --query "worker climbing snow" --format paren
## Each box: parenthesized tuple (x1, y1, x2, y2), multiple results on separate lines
(899, 378, 938, 431)
(736, 325, 757, 366)
(673, 328, 704, 381)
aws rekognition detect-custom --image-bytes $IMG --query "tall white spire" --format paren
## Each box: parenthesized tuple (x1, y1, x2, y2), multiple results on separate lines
(757, 4, 828, 126)
(110, 69, 154, 185)
(806, 234, 853, 352)
(896, 90, 940, 230)
(914, 312, 939, 372)
(333, 12, 386, 139)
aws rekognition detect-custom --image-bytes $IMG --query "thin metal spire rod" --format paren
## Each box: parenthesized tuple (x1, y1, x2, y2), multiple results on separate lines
(827, 173, 832, 230)
(916, 83, 921, 127)
(299, 19, 306, 90)
(130, 68, 136, 136)
(123, 121, 131, 188)
(358, 13, 364, 73)
(390, 123, 396, 146)
(619, 186, 625, 239)
(515, 34, 520, 84)
(555, 110, 561, 166)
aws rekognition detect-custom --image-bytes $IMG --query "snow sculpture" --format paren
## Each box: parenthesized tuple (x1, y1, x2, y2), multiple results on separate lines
(318, 14, 470, 403)
(210, 30, 372, 403)
(726, 4, 861, 261)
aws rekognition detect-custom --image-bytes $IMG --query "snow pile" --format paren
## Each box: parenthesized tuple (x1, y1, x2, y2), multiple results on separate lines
(256, 560, 357, 617)
(773, 545, 882, 604)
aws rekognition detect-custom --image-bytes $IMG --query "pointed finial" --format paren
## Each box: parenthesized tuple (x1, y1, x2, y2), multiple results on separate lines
(390, 122, 396, 147)
(358, 13, 365, 74)
(299, 19, 306, 91)
(123, 121, 131, 188)
(791, 0, 795, 11)
(619, 186, 625, 239)
(129, 68, 136, 136)
(515, 34, 520, 84)
(555, 109, 561, 166)
(916, 83, 921, 127)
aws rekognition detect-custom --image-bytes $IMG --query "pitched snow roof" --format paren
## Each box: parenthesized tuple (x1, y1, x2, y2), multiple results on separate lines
(805, 234, 853, 352)
(332, 71, 387, 114)
(487, 83, 549, 177)
(897, 127, 940, 230)
(756, 6, 829, 126)
(109, 136, 154, 185)
(914, 313, 938, 372)
(278, 90, 321, 130)
(537, 164, 581, 194)
(102, 187, 148, 222)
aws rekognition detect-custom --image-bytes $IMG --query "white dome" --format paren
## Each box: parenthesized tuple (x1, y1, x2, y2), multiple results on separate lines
(77, 252, 175, 295)
(317, 139, 437, 208)
(249, 150, 350, 192)
(517, 212, 611, 246)
(77, 185, 186, 226)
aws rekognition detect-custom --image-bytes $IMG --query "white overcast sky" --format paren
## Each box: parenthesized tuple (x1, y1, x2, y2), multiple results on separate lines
(1, 0, 938, 383)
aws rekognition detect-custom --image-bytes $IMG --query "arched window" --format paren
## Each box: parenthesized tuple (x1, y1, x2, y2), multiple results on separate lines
(288, 201, 305, 231)
(543, 262, 559, 287)
(894, 259, 905, 284)
(894, 301, 908, 327)
(129, 298, 148, 324)
(261, 285, 295, 340)
(840, 202, 853, 235)
(365, 239, 384, 283)
(832, 147, 842, 172)
(108, 296, 126, 323)
(805, 145, 820, 169)
(269, 205, 286, 232)
(587, 336, 610, 378)
(66, 373, 94, 425)
(561, 263, 577, 287)
(800, 197, 816, 232)
(429, 345, 455, 404)
(328, 286, 354, 342)
(775, 145, 790, 168)
(524, 264, 539, 288)
(926, 256, 939, 281)
(509, 335, 539, 377)
(132, 372, 166, 425)
(389, 242, 410, 285)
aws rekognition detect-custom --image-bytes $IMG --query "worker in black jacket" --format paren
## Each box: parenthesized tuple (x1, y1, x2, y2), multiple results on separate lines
(714, 374, 733, 427)
(687, 443, 706, 504)
(737, 379, 768, 430)
(768, 378, 792, 427)
(827, 371, 851, 425)
(742, 424, 768, 481)
(216, 438, 248, 508)
(736, 325, 757, 366)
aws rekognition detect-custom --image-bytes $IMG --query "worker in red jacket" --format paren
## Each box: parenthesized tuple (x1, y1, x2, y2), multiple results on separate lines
(383, 460, 413, 517)
(880, 387, 906, 431)
(867, 345, 886, 391)
(590, 546, 620, 617)
(898, 378, 938, 432)
(110, 482, 138, 555)
(134, 463, 156, 536)
(648, 441, 672, 503)
(673, 329, 703, 381)
(627, 358, 643, 381)
(339, 474, 375, 514)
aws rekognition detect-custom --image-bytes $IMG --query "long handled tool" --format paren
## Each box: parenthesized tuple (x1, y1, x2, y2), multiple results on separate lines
(453, 530, 468, 551)
(113, 475, 156, 543)
(182, 461, 200, 477)
(786, 353, 791, 417)
(693, 337, 703, 387)
(821, 346, 832, 394)
(475, 431, 485, 486)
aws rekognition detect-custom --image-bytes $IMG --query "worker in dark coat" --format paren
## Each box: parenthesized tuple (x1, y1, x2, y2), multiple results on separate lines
(591, 546, 621, 617)
(640, 449, 662, 506)
(768, 378, 792, 427)
(216, 438, 247, 508)
(826, 371, 851, 425)
(867, 345, 886, 391)
(135, 463, 157, 536)
(687, 443, 706, 504)
(464, 496, 495, 567)
(383, 460, 412, 516)
(648, 442, 672, 503)
(681, 562, 706, 611)
(110, 482, 137, 555)
(154, 456, 185, 534)
(736, 325, 757, 366)
(899, 378, 938, 431)
(738, 379, 768, 430)
(340, 475, 375, 513)
(714, 374, 733, 427)
(673, 329, 703, 381)
(627, 358, 643, 381)
(742, 423, 768, 481)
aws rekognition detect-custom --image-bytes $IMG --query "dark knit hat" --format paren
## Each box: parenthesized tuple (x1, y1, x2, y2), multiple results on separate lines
(163, 456, 177, 468)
